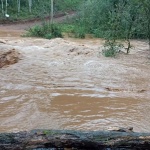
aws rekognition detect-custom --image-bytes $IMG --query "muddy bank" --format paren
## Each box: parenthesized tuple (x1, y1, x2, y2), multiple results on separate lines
(0, 129, 150, 150)
(0, 48, 20, 68)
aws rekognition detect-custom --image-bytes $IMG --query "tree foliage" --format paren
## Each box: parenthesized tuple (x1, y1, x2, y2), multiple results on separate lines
(73, 0, 150, 55)
(77, 0, 149, 39)
(0, 0, 82, 20)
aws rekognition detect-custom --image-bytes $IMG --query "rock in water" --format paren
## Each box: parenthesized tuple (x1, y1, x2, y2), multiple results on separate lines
(107, 126, 133, 132)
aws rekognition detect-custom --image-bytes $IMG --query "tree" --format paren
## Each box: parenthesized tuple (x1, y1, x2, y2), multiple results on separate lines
(17, 0, 20, 14)
(140, 0, 150, 50)
(5, 0, 7, 15)
(51, 0, 54, 24)
(1, 0, 4, 15)
(28, 0, 32, 13)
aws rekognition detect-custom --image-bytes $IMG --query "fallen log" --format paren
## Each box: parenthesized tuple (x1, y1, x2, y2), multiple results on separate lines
(0, 129, 150, 150)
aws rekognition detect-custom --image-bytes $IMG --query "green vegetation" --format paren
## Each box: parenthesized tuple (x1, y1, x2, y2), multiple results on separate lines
(75, 0, 150, 39)
(102, 40, 124, 57)
(26, 0, 150, 56)
(0, 0, 82, 21)
(67, 0, 150, 56)
(25, 23, 62, 39)
(1, 0, 149, 57)
(56, 23, 85, 38)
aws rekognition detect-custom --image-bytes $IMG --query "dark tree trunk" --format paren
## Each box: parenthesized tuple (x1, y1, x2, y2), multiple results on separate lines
(0, 129, 150, 150)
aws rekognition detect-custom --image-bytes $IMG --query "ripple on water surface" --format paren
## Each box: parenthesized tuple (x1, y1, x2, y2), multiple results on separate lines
(0, 88, 150, 133)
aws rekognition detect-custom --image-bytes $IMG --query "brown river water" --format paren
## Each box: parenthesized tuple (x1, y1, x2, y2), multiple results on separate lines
(0, 25, 150, 133)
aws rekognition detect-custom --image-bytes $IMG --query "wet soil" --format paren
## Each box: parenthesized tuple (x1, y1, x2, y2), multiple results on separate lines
(0, 20, 150, 133)
(0, 48, 20, 68)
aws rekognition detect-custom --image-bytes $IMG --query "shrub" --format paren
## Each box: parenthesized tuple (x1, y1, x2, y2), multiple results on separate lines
(102, 40, 124, 57)
(26, 23, 62, 39)
(51, 24, 62, 38)
(74, 27, 85, 39)
(44, 33, 53, 39)
(27, 25, 44, 37)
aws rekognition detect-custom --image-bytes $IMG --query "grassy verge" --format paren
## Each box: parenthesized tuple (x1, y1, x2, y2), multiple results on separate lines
(25, 21, 89, 39)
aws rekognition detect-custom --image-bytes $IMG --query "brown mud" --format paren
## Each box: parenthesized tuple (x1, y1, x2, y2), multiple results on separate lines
(0, 19, 150, 133)
(0, 48, 20, 68)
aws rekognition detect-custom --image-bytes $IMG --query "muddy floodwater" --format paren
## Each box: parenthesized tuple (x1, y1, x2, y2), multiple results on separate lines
(0, 27, 150, 133)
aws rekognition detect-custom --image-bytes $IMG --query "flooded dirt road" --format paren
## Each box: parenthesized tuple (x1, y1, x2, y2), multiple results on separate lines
(0, 26, 150, 133)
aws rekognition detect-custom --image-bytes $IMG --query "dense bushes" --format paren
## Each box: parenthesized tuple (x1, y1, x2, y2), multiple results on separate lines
(58, 0, 149, 42)
(75, 0, 150, 40)
(26, 23, 62, 39)
(68, 0, 150, 56)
